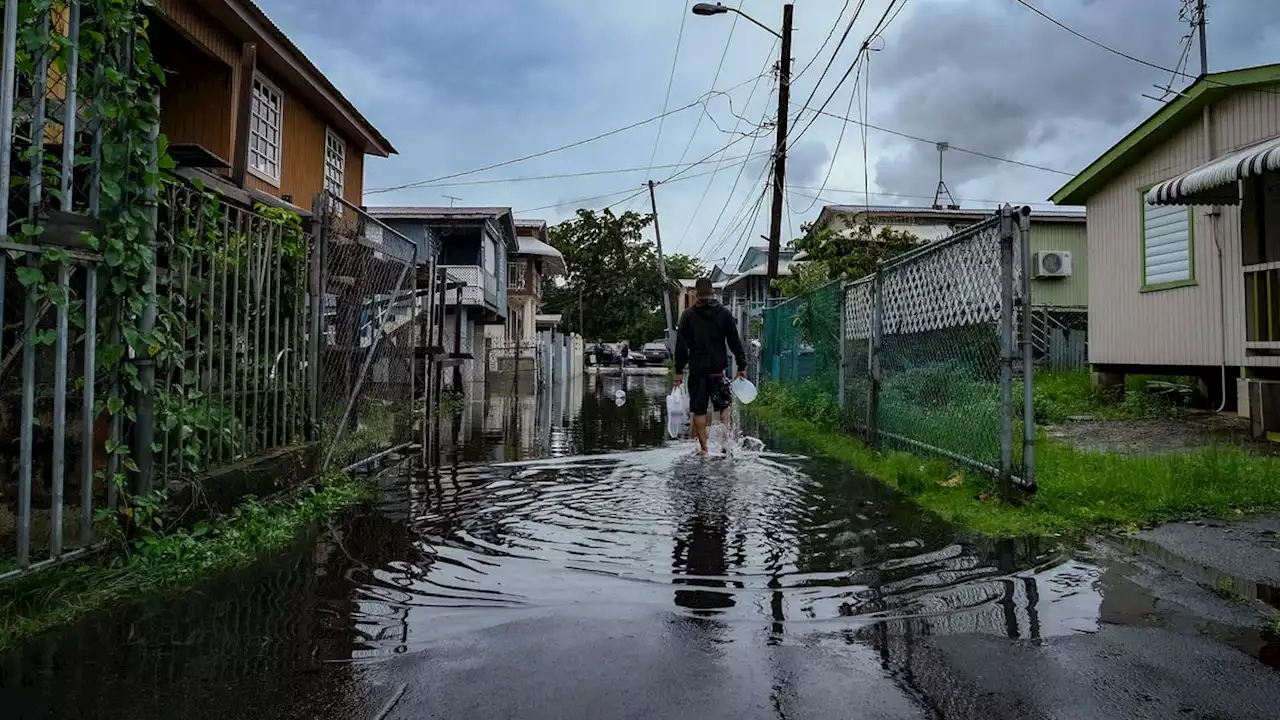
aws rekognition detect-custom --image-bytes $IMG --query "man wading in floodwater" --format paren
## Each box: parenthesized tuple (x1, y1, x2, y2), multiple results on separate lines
(673, 278, 747, 456)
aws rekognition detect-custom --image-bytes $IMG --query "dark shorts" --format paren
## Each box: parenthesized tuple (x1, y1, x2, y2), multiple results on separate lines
(688, 373, 733, 415)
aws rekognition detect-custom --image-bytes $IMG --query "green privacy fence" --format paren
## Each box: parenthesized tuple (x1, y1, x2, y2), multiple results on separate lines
(761, 207, 1037, 492)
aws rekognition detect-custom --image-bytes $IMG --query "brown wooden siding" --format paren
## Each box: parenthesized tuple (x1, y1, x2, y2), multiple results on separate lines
(151, 0, 371, 205)
(155, 30, 234, 164)
(154, 0, 238, 64)
(1086, 81, 1280, 369)
(346, 148, 364, 206)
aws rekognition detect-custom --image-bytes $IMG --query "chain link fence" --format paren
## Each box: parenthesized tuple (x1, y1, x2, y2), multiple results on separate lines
(312, 192, 423, 473)
(762, 206, 1037, 490)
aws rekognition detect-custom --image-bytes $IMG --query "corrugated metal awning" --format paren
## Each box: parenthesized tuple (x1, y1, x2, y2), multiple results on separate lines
(1145, 134, 1280, 205)
(516, 237, 566, 276)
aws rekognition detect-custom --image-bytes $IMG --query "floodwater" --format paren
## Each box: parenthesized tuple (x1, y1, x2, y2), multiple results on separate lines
(3, 375, 1280, 719)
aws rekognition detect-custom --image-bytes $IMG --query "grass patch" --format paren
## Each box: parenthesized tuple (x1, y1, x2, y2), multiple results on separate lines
(0, 472, 375, 653)
(750, 383, 1280, 538)
(1211, 579, 1250, 605)
(1032, 369, 1194, 424)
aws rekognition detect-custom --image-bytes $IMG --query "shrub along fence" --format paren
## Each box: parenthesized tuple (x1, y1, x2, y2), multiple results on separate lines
(761, 205, 1038, 494)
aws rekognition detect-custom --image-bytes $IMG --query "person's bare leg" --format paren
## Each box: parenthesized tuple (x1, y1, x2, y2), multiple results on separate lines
(692, 413, 709, 454)
(719, 407, 733, 453)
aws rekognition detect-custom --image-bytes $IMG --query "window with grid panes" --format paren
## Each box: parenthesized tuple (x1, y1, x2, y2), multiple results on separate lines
(324, 129, 345, 198)
(249, 76, 283, 183)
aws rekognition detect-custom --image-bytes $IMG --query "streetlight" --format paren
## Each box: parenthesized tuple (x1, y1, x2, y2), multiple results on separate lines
(692, 3, 783, 40)
(693, 2, 793, 298)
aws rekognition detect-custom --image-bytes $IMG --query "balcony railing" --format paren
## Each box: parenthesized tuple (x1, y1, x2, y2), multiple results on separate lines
(1246, 263, 1280, 349)
(441, 265, 501, 310)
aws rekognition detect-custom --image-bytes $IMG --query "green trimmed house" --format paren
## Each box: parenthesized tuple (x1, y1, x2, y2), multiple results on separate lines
(1051, 62, 1280, 410)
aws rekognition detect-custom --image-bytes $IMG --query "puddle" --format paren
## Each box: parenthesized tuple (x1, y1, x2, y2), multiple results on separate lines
(2, 377, 1278, 719)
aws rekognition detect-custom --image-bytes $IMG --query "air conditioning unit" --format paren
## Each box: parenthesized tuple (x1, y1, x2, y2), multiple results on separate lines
(1032, 250, 1073, 279)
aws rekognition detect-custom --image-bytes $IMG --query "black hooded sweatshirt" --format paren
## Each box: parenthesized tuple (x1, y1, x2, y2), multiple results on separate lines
(674, 299, 747, 376)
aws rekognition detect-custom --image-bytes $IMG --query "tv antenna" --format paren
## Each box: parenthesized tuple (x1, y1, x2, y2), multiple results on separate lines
(443, 195, 463, 207)
(932, 142, 959, 210)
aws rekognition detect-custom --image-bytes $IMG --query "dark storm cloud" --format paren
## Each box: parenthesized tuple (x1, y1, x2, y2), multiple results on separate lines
(867, 0, 1280, 203)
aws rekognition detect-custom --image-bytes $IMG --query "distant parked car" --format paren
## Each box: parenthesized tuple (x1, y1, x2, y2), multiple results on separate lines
(642, 342, 671, 363)
(588, 342, 618, 365)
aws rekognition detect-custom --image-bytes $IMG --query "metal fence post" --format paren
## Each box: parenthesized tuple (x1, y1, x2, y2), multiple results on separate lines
(837, 281, 847, 415)
(867, 266, 883, 443)
(308, 195, 326, 442)
(1018, 206, 1038, 491)
(998, 204, 1016, 499)
(409, 244, 418, 410)
(133, 93, 161, 495)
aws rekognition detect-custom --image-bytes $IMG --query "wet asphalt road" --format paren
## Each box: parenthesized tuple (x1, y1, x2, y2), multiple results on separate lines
(3, 374, 1279, 719)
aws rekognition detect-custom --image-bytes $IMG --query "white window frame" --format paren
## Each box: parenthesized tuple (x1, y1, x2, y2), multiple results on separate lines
(248, 74, 284, 186)
(324, 128, 345, 199)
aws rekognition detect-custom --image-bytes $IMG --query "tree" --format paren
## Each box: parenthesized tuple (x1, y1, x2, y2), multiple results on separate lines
(665, 253, 705, 281)
(541, 209, 701, 347)
(773, 260, 833, 298)
(774, 220, 922, 297)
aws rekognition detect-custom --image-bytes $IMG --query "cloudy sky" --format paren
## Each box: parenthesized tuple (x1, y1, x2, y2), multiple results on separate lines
(258, 0, 1280, 266)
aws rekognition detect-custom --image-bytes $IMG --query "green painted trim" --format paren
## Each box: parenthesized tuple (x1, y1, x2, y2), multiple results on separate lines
(1139, 189, 1197, 292)
(1140, 279, 1199, 293)
(1050, 64, 1280, 205)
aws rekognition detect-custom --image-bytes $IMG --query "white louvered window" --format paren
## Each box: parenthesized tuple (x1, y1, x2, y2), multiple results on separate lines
(324, 129, 345, 198)
(1142, 200, 1194, 289)
(249, 75, 284, 184)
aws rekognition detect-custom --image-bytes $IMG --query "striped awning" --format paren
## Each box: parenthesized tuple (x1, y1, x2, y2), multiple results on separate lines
(1145, 134, 1280, 206)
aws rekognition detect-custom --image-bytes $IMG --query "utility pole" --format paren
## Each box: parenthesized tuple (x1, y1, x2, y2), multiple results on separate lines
(765, 3, 794, 298)
(648, 180, 676, 350)
(1196, 0, 1207, 76)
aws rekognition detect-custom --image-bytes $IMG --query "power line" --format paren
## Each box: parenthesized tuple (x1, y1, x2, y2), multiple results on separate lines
(366, 74, 769, 195)
(517, 187, 645, 214)
(690, 124, 771, 260)
(792, 0, 868, 127)
(514, 155, 758, 214)
(794, 57, 863, 214)
(793, 0, 854, 82)
(722, 181, 772, 271)
(663, 126, 769, 184)
(646, 0, 693, 177)
(859, 54, 872, 209)
(705, 157, 774, 264)
(673, 1, 743, 169)
(788, 185, 1062, 207)
(383, 150, 773, 190)
(1011, 0, 1279, 98)
(789, 0, 906, 149)
(1011, 0, 1193, 78)
(803, 105, 1074, 176)
(675, 41, 779, 255)
(702, 159, 769, 262)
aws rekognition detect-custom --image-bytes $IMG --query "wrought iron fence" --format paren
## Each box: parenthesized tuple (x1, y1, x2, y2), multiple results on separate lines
(0, 2, 438, 580)
(761, 205, 1037, 490)
(312, 191, 423, 473)
(0, 0, 116, 577)
(155, 182, 310, 479)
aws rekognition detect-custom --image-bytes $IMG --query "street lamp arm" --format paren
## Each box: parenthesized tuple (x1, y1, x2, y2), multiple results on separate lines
(692, 3, 783, 40)
(728, 8, 783, 40)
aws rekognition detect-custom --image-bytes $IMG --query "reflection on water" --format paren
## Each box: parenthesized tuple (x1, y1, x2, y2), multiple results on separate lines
(2, 378, 1270, 719)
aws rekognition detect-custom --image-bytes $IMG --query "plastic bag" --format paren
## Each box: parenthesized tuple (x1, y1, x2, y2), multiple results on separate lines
(666, 386, 690, 439)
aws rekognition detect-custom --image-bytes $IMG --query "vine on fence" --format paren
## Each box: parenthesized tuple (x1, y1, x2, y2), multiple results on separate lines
(4, 0, 308, 535)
